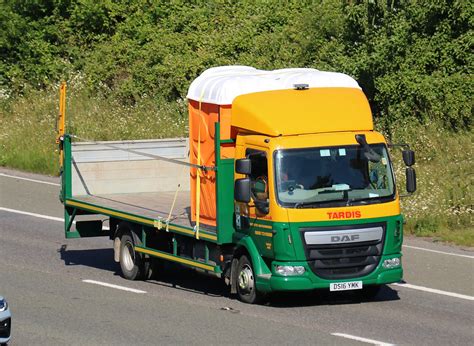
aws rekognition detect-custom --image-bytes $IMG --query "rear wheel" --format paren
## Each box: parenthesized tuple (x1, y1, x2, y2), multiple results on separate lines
(119, 233, 150, 280)
(236, 255, 263, 304)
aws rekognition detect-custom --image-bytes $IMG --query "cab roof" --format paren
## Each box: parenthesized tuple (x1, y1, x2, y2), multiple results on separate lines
(187, 66, 360, 105)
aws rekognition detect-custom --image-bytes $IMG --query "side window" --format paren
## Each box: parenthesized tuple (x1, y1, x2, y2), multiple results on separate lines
(367, 147, 389, 190)
(246, 149, 268, 202)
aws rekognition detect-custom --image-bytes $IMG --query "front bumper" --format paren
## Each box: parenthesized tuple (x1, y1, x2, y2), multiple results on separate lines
(256, 254, 402, 292)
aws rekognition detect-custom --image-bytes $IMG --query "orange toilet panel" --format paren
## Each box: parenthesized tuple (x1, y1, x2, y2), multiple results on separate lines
(188, 100, 237, 227)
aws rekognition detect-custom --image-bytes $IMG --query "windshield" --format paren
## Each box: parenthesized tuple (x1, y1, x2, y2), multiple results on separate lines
(274, 144, 395, 208)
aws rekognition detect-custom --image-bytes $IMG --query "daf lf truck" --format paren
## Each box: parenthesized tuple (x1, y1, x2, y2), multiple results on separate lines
(58, 66, 416, 303)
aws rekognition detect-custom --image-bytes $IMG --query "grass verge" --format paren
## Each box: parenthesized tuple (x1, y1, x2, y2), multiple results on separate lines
(0, 85, 187, 175)
(383, 120, 473, 247)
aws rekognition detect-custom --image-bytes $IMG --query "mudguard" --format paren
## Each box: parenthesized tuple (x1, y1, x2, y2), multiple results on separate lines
(235, 235, 273, 292)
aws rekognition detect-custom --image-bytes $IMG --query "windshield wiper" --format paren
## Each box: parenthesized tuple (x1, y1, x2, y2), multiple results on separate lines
(294, 190, 383, 208)
(295, 200, 343, 208)
(345, 196, 390, 206)
(295, 189, 350, 208)
(295, 194, 348, 209)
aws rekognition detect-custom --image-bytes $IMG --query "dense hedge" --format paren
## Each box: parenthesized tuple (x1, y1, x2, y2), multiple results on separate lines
(1, 0, 472, 129)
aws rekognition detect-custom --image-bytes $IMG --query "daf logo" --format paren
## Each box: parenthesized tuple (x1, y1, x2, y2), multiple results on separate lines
(331, 234, 360, 242)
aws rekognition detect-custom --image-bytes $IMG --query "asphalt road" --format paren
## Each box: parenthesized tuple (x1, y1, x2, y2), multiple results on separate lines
(1, 167, 473, 345)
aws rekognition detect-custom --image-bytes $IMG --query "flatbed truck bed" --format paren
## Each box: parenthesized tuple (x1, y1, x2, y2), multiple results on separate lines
(74, 191, 192, 229)
(62, 136, 226, 243)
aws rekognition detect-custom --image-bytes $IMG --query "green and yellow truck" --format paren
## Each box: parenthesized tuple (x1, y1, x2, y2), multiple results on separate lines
(59, 66, 416, 303)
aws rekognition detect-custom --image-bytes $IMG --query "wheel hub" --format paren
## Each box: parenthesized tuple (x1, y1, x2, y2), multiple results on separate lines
(238, 265, 254, 293)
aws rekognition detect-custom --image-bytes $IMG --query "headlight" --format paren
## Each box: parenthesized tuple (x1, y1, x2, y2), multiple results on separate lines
(0, 298, 7, 312)
(276, 265, 306, 276)
(383, 257, 401, 269)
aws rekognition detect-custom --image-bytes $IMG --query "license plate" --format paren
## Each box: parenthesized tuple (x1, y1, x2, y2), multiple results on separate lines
(330, 281, 363, 291)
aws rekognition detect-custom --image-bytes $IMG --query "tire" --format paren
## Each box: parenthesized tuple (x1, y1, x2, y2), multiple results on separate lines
(119, 233, 150, 280)
(236, 255, 263, 304)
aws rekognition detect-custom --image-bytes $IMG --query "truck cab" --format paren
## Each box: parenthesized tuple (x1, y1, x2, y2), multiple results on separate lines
(233, 130, 406, 299)
(189, 69, 416, 303)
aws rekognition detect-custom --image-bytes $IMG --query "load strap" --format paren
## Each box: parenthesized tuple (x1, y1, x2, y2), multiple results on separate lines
(165, 164, 187, 232)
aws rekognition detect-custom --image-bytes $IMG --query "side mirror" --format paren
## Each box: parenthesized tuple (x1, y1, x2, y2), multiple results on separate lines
(235, 178, 251, 203)
(402, 150, 415, 166)
(235, 158, 251, 175)
(406, 167, 416, 193)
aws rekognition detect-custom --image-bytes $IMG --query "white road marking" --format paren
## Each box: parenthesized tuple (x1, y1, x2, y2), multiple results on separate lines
(0, 207, 63, 222)
(0, 207, 110, 230)
(82, 279, 146, 294)
(403, 245, 474, 259)
(393, 283, 474, 301)
(332, 333, 394, 345)
(0, 172, 60, 186)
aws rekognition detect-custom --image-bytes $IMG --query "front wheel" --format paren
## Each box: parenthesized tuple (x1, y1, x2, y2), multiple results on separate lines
(236, 255, 264, 304)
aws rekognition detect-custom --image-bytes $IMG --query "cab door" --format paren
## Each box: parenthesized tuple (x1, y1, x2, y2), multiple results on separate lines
(234, 142, 274, 258)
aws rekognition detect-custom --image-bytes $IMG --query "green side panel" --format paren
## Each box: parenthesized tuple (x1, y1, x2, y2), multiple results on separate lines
(216, 158, 235, 244)
(63, 135, 75, 238)
(62, 134, 72, 202)
(215, 121, 236, 244)
(249, 219, 274, 258)
(272, 221, 296, 259)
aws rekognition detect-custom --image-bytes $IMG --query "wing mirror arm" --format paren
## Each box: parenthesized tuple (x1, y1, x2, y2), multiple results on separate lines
(355, 134, 381, 162)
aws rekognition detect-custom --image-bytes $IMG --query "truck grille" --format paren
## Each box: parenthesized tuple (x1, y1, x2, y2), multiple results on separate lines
(300, 223, 385, 280)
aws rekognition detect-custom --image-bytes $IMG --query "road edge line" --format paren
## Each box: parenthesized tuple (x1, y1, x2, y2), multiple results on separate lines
(393, 283, 474, 301)
(0, 207, 111, 230)
(331, 333, 394, 346)
(0, 207, 63, 222)
(403, 245, 474, 259)
(0, 173, 60, 186)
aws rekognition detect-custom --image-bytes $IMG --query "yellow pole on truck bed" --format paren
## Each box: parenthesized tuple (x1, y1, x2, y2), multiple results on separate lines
(57, 82, 66, 167)
(195, 105, 201, 240)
